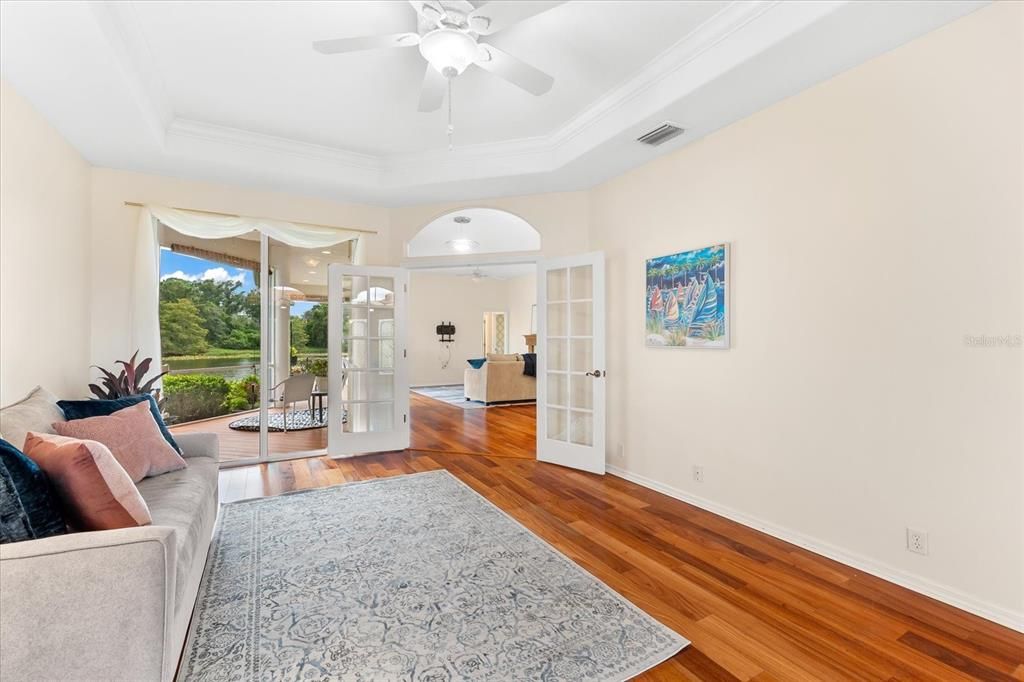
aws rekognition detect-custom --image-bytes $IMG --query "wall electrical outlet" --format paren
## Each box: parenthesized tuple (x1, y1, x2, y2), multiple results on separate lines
(692, 465, 704, 483)
(907, 528, 929, 555)
(616, 443, 624, 460)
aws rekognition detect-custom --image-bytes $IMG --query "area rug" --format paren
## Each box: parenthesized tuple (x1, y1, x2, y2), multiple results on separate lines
(179, 470, 688, 681)
(412, 384, 535, 409)
(227, 408, 336, 432)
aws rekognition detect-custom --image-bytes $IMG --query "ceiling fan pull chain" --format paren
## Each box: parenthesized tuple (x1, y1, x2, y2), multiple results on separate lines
(447, 75, 454, 152)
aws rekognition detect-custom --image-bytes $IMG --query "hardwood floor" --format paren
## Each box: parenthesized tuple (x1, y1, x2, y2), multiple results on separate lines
(215, 398, 1024, 680)
(172, 393, 534, 463)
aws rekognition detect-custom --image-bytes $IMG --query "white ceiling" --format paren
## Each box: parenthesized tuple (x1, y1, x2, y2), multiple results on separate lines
(0, 1, 987, 207)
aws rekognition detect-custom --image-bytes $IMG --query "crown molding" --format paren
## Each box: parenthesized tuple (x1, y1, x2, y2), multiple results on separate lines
(89, 1, 174, 146)
(96, 0, 846, 191)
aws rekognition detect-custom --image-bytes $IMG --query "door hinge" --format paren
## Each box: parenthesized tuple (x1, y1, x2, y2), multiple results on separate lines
(404, 283, 408, 293)
(403, 414, 407, 423)
(403, 349, 407, 358)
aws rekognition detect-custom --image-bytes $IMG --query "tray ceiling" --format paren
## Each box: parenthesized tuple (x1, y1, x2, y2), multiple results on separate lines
(0, 1, 987, 206)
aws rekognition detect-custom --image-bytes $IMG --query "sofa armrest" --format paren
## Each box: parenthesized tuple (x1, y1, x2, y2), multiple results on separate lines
(0, 526, 177, 682)
(173, 431, 219, 461)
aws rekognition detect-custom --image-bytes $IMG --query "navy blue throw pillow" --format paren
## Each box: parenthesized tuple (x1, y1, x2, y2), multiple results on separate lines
(58, 394, 181, 454)
(0, 438, 67, 541)
(0, 460, 35, 544)
(467, 358, 486, 369)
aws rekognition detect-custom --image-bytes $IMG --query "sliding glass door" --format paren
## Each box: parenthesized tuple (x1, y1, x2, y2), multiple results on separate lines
(156, 215, 361, 466)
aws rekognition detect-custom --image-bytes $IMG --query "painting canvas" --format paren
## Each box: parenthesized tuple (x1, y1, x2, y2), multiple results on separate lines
(646, 243, 729, 348)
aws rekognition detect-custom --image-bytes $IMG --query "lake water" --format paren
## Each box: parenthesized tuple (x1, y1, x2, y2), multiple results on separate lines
(166, 354, 327, 381)
(166, 356, 258, 381)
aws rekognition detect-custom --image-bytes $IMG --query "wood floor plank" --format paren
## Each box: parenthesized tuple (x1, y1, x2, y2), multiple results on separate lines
(206, 394, 1023, 680)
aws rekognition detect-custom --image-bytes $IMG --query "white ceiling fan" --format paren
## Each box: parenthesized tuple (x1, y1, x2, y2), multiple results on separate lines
(456, 268, 489, 282)
(313, 0, 564, 114)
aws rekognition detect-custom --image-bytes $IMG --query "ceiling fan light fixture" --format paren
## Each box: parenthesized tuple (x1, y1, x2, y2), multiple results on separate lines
(446, 238, 479, 253)
(419, 28, 477, 76)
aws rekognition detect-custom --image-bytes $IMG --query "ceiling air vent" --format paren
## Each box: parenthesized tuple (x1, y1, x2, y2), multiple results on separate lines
(636, 122, 685, 147)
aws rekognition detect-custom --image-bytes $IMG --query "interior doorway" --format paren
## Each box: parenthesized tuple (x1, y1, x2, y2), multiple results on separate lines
(402, 207, 543, 459)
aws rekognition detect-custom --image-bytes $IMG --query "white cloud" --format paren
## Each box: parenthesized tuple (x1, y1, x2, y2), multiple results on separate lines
(161, 267, 247, 285)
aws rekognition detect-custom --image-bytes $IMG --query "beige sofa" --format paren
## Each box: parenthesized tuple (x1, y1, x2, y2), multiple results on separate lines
(464, 354, 536, 405)
(0, 393, 219, 682)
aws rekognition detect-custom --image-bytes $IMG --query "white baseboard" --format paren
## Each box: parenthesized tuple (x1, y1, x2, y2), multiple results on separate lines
(605, 464, 1024, 634)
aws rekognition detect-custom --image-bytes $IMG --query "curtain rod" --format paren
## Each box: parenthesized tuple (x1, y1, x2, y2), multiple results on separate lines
(122, 201, 378, 235)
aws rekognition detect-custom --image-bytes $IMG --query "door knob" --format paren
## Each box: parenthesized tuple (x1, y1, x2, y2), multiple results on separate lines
(585, 370, 604, 378)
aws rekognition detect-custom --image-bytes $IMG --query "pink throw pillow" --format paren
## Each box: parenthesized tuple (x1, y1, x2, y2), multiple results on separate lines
(52, 401, 187, 482)
(23, 432, 151, 531)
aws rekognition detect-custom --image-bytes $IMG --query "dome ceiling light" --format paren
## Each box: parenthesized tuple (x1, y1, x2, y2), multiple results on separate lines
(313, 1, 563, 150)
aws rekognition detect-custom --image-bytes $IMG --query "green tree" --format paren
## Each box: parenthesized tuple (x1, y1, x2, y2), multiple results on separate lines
(303, 304, 328, 348)
(159, 277, 195, 303)
(197, 301, 229, 346)
(160, 299, 209, 356)
(290, 316, 309, 350)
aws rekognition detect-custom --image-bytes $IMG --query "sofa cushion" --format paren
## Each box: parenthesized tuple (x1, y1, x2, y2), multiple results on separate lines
(0, 386, 66, 451)
(23, 432, 152, 531)
(0, 438, 67, 539)
(136, 456, 219, 609)
(58, 394, 182, 454)
(53, 401, 187, 483)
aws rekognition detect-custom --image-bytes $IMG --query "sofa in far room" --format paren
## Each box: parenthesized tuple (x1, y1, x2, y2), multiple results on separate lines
(0, 387, 220, 682)
(464, 353, 537, 405)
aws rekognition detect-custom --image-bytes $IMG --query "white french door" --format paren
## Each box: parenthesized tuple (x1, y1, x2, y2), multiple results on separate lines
(327, 264, 410, 456)
(536, 252, 606, 474)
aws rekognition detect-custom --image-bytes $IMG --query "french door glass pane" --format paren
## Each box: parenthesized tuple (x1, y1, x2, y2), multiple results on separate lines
(570, 410, 594, 446)
(570, 265, 593, 300)
(547, 268, 568, 301)
(547, 407, 567, 441)
(547, 373, 568, 408)
(570, 338, 592, 373)
(548, 338, 567, 371)
(548, 302, 568, 336)
(346, 371, 395, 401)
(342, 402, 394, 433)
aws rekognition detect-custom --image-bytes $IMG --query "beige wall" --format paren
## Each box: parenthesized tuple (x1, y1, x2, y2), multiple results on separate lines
(506, 274, 537, 354)
(589, 1, 1022, 624)
(88, 168, 389, 366)
(408, 272, 536, 386)
(0, 79, 92, 404)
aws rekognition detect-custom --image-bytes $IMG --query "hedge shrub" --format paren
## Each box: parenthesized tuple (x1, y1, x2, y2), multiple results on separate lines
(163, 374, 230, 423)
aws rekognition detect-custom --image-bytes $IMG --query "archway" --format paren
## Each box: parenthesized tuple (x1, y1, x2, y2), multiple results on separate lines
(406, 207, 541, 258)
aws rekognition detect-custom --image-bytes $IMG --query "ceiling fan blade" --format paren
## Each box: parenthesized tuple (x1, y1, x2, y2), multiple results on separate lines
(418, 66, 448, 112)
(312, 32, 420, 55)
(474, 44, 553, 96)
(467, 1, 565, 36)
(409, 0, 445, 23)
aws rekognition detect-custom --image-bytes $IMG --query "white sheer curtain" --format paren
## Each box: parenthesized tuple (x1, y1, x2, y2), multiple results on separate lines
(131, 205, 362, 380)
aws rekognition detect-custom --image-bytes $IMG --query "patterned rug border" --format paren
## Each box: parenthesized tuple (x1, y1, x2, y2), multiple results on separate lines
(182, 469, 689, 681)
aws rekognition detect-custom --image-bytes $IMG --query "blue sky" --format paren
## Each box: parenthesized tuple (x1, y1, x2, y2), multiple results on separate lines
(160, 248, 316, 317)
(160, 249, 255, 290)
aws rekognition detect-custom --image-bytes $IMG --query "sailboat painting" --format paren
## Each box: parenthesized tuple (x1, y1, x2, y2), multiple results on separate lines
(646, 243, 729, 348)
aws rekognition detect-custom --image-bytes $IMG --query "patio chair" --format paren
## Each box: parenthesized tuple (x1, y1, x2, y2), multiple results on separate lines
(270, 373, 316, 431)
